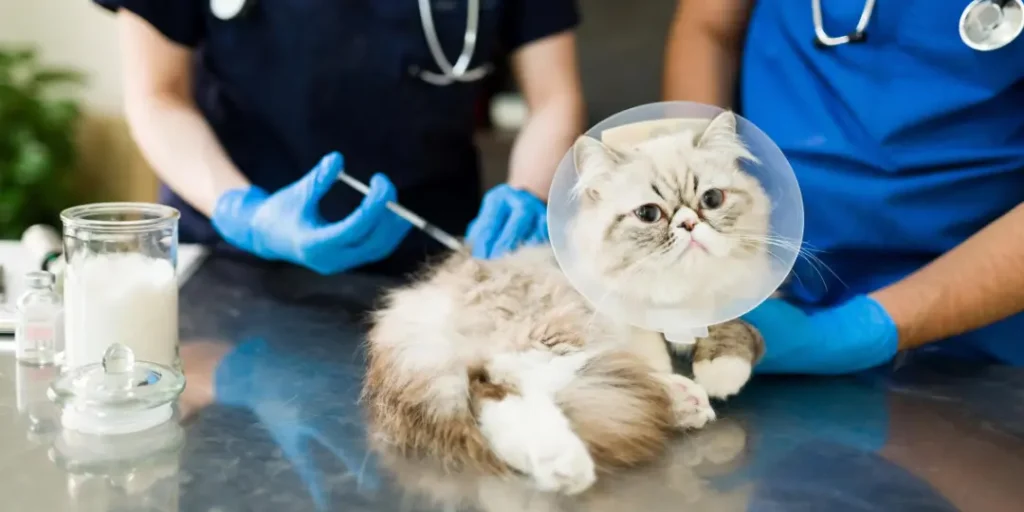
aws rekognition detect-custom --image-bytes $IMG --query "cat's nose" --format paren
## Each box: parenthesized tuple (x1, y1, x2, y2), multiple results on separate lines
(680, 220, 697, 231)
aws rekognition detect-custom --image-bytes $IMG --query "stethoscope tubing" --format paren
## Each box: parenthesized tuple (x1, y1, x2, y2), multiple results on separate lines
(813, 0, 1023, 51)
(416, 0, 486, 84)
(212, 0, 491, 85)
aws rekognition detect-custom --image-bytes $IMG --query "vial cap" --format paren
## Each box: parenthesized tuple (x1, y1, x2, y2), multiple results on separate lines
(24, 270, 55, 289)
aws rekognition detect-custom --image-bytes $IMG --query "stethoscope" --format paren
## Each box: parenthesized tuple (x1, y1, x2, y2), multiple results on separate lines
(812, 0, 1024, 51)
(209, 0, 490, 86)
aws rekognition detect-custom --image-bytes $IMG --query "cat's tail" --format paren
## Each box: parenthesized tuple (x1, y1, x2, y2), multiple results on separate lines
(362, 349, 509, 475)
(458, 349, 683, 493)
(552, 351, 678, 471)
(364, 347, 682, 491)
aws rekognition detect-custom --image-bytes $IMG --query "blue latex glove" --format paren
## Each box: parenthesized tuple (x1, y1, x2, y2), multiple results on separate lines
(212, 152, 412, 274)
(466, 184, 549, 259)
(741, 295, 899, 375)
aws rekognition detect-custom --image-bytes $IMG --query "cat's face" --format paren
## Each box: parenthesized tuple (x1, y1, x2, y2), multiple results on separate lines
(569, 111, 771, 307)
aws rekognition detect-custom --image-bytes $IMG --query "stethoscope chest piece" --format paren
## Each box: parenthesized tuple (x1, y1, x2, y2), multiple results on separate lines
(960, 0, 1024, 51)
(211, 0, 253, 21)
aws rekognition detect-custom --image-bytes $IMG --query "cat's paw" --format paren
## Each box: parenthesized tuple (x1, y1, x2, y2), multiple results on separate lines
(658, 374, 716, 429)
(525, 431, 596, 495)
(692, 356, 752, 399)
(480, 392, 595, 495)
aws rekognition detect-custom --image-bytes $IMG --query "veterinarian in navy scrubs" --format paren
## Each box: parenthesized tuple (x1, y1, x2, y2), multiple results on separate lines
(93, 0, 583, 275)
(664, 0, 1024, 372)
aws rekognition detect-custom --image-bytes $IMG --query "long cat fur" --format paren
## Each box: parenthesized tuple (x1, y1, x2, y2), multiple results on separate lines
(362, 111, 768, 495)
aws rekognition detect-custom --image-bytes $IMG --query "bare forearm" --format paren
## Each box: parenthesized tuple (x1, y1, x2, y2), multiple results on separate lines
(506, 96, 584, 201)
(662, 0, 751, 108)
(507, 30, 585, 202)
(117, 10, 249, 218)
(871, 203, 1024, 350)
(125, 96, 249, 217)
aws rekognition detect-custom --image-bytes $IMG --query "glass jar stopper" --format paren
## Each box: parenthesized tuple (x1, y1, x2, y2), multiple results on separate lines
(49, 343, 185, 435)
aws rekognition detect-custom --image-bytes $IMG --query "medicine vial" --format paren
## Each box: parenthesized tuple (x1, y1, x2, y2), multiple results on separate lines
(15, 271, 63, 366)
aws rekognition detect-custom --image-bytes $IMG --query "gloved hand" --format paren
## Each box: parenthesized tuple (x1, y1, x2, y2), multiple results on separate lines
(212, 152, 412, 274)
(466, 184, 549, 259)
(740, 295, 899, 375)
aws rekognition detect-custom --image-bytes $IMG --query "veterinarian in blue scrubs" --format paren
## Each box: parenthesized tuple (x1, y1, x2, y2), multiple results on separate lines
(93, 0, 583, 275)
(664, 0, 1024, 372)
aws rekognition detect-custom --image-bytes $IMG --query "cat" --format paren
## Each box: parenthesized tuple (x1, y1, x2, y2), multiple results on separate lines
(362, 111, 768, 495)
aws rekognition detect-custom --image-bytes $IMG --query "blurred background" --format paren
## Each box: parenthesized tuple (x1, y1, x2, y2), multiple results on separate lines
(0, 0, 677, 239)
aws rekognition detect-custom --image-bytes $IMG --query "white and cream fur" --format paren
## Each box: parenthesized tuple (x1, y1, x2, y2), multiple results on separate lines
(362, 111, 769, 495)
(570, 114, 772, 315)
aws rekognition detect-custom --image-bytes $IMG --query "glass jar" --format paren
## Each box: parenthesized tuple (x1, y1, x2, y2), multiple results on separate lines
(15, 270, 63, 366)
(60, 203, 181, 372)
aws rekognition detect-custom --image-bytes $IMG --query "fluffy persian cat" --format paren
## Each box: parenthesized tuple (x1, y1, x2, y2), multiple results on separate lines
(362, 111, 769, 495)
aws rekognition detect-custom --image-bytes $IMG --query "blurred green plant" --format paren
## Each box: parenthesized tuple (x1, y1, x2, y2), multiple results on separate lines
(0, 46, 85, 239)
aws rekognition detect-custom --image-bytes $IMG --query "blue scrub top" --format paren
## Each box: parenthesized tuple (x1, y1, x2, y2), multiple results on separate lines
(740, 0, 1024, 364)
(94, 0, 579, 274)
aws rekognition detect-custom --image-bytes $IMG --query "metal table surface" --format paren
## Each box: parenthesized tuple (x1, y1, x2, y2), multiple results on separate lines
(2, 255, 1024, 512)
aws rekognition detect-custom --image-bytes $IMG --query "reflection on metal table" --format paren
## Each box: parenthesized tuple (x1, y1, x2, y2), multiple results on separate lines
(1, 255, 1023, 512)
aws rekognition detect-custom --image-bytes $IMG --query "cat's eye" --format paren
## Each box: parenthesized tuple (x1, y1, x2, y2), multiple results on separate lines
(633, 204, 662, 223)
(701, 189, 726, 210)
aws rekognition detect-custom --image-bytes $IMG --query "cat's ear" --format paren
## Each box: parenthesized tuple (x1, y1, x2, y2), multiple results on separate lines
(695, 111, 758, 163)
(573, 135, 620, 202)
(696, 111, 740, 150)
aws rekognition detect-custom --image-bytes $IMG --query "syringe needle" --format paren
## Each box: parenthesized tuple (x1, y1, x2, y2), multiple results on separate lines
(336, 173, 464, 252)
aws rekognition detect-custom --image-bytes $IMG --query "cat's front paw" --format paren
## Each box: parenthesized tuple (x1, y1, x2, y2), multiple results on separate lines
(526, 431, 596, 495)
(657, 374, 716, 429)
(692, 356, 752, 399)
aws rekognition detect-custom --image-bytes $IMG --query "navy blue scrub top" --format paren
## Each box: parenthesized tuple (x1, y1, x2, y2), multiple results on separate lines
(93, 0, 579, 274)
(740, 1, 1024, 364)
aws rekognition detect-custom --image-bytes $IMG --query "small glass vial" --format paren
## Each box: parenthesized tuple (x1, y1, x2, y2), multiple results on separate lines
(15, 271, 63, 366)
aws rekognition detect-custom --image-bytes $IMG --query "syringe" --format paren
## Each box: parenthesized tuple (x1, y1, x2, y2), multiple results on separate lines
(335, 173, 464, 252)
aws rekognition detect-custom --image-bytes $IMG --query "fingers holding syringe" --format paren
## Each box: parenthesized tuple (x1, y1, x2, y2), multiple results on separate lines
(314, 173, 396, 245)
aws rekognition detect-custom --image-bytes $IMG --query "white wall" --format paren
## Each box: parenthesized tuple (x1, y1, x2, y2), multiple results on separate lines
(0, 0, 124, 115)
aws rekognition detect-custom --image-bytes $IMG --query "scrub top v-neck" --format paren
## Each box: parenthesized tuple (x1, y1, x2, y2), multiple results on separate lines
(92, 0, 579, 273)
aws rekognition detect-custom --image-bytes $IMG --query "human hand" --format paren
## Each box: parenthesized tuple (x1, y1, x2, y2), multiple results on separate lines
(740, 295, 899, 375)
(466, 184, 548, 259)
(211, 152, 412, 274)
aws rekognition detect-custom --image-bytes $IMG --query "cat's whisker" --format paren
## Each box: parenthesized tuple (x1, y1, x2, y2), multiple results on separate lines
(729, 231, 830, 256)
(724, 233, 845, 290)
(761, 248, 808, 289)
(795, 249, 845, 290)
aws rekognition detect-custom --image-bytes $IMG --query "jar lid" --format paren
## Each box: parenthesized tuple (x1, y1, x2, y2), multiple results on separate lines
(48, 343, 185, 435)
